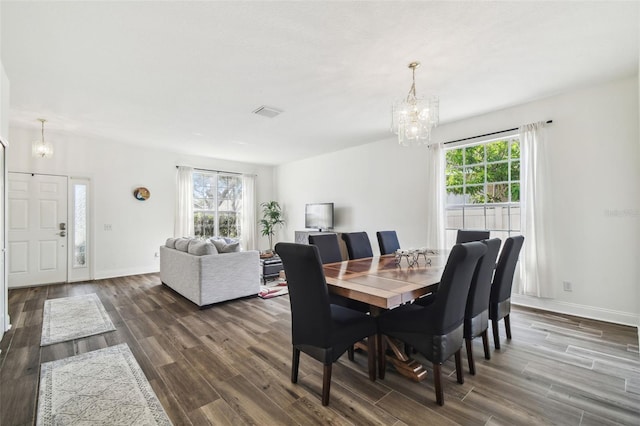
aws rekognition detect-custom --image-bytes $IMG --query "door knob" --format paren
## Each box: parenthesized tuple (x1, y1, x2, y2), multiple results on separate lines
(57, 231, 66, 237)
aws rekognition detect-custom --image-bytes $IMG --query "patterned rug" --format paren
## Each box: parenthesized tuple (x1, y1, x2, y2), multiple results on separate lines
(37, 343, 172, 425)
(258, 281, 288, 299)
(41, 293, 115, 346)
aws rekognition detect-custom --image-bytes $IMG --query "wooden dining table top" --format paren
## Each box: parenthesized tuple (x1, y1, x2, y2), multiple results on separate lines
(322, 252, 449, 310)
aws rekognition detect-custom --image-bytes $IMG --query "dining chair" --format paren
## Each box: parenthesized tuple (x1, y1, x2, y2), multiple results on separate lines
(463, 238, 501, 374)
(274, 242, 377, 406)
(341, 232, 374, 259)
(456, 229, 490, 244)
(308, 233, 343, 264)
(378, 241, 487, 405)
(489, 235, 525, 349)
(376, 230, 401, 255)
(309, 233, 369, 315)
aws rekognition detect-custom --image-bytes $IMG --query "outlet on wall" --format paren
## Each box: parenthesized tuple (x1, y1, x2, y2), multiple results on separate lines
(563, 281, 573, 292)
(154, 252, 159, 258)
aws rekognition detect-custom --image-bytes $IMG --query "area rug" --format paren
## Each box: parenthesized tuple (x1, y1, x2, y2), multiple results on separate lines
(37, 343, 172, 426)
(259, 281, 288, 299)
(41, 293, 115, 346)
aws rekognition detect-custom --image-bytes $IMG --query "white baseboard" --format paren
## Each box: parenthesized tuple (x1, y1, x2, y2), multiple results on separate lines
(512, 294, 639, 328)
(94, 266, 159, 280)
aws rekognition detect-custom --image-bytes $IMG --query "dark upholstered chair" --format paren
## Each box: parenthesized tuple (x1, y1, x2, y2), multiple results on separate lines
(376, 231, 401, 255)
(309, 233, 369, 315)
(489, 235, 525, 350)
(308, 233, 343, 264)
(274, 242, 377, 406)
(456, 229, 490, 244)
(341, 232, 374, 259)
(463, 238, 501, 374)
(378, 242, 487, 405)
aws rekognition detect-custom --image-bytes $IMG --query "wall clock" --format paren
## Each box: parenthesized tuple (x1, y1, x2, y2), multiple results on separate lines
(133, 187, 150, 201)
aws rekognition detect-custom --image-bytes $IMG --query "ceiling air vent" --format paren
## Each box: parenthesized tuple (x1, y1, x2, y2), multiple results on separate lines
(252, 106, 283, 118)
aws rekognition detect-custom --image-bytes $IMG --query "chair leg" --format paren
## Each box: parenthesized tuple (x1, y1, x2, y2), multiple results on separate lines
(455, 349, 464, 384)
(291, 347, 300, 383)
(347, 345, 355, 361)
(492, 319, 501, 350)
(465, 338, 475, 375)
(433, 363, 444, 406)
(377, 333, 386, 379)
(505, 314, 512, 340)
(322, 363, 332, 406)
(367, 336, 376, 381)
(482, 329, 491, 360)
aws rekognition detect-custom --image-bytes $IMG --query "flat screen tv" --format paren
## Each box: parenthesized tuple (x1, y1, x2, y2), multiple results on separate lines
(305, 203, 334, 231)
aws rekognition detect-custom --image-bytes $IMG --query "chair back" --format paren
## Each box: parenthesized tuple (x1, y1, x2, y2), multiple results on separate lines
(456, 229, 490, 244)
(308, 233, 343, 264)
(341, 232, 374, 260)
(431, 242, 487, 334)
(466, 238, 501, 319)
(275, 243, 332, 347)
(376, 231, 400, 255)
(490, 236, 525, 304)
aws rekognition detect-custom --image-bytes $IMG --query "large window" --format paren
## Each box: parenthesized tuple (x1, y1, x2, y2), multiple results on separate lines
(445, 136, 520, 245)
(193, 172, 242, 239)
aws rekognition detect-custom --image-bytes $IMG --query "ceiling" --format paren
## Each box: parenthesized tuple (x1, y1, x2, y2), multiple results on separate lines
(1, 1, 638, 166)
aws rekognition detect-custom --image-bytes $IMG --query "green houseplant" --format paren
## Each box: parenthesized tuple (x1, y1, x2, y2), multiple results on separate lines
(260, 201, 285, 252)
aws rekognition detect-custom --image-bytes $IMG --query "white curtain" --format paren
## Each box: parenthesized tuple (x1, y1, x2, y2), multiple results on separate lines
(175, 166, 194, 237)
(520, 121, 553, 297)
(425, 142, 446, 250)
(241, 174, 257, 251)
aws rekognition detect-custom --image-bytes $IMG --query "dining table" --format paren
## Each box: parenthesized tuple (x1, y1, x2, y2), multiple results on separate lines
(322, 251, 449, 381)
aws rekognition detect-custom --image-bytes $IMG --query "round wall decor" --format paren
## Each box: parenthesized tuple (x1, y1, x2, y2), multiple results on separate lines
(133, 187, 150, 201)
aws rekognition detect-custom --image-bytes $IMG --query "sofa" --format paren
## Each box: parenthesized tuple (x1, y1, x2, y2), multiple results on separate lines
(160, 237, 260, 307)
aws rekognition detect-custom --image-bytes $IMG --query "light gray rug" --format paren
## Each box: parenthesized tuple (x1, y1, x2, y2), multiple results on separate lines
(41, 293, 116, 346)
(37, 343, 172, 426)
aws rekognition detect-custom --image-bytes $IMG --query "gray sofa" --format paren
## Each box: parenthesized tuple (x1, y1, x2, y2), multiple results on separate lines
(160, 238, 260, 307)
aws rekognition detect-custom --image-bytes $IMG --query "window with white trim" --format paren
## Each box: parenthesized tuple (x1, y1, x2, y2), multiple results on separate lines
(193, 172, 242, 239)
(445, 136, 520, 245)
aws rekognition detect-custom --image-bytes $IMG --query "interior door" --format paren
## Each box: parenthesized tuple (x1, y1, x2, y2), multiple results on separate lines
(8, 173, 68, 287)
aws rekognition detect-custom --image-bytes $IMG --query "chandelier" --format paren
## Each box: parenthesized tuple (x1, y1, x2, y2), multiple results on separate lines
(391, 62, 439, 146)
(32, 118, 54, 158)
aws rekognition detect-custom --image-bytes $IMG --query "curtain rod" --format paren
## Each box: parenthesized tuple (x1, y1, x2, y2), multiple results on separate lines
(175, 165, 255, 176)
(443, 120, 553, 145)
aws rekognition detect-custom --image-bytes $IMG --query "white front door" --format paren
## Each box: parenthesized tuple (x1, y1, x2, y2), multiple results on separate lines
(8, 173, 68, 287)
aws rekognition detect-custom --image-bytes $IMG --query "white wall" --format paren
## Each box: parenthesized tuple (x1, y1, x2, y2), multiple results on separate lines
(0, 51, 9, 340)
(276, 137, 432, 251)
(7, 127, 276, 281)
(277, 75, 640, 326)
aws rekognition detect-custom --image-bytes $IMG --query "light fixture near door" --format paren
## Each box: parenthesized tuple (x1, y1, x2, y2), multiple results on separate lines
(32, 118, 54, 158)
(391, 62, 439, 147)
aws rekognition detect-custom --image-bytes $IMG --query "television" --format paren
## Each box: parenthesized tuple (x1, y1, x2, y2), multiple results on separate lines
(305, 203, 334, 231)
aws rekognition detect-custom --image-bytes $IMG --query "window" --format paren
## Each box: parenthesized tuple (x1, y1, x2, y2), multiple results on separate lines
(445, 136, 520, 245)
(193, 172, 242, 239)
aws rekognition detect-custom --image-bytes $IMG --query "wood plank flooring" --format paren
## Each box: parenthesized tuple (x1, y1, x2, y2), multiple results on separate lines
(0, 274, 638, 425)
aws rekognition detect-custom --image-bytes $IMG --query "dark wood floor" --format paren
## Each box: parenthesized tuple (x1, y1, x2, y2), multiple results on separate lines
(1, 274, 639, 425)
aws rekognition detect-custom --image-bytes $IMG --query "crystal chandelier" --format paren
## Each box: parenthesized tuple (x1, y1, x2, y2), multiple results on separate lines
(391, 62, 439, 146)
(32, 118, 54, 158)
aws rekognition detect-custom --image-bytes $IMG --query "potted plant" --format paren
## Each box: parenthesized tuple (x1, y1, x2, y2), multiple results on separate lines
(259, 201, 285, 253)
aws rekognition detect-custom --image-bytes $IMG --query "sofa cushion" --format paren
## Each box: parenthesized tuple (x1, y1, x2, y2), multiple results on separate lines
(175, 237, 192, 252)
(188, 240, 218, 256)
(210, 237, 240, 253)
(165, 237, 178, 248)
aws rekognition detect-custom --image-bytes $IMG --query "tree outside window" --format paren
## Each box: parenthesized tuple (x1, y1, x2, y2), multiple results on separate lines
(445, 137, 520, 245)
(193, 172, 242, 239)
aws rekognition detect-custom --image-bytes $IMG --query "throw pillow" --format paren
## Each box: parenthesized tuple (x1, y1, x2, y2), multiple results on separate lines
(209, 237, 240, 253)
(175, 237, 192, 252)
(165, 238, 178, 248)
(188, 240, 218, 256)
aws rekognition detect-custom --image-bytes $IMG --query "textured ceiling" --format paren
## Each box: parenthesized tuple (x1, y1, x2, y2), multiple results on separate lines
(1, 1, 638, 165)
